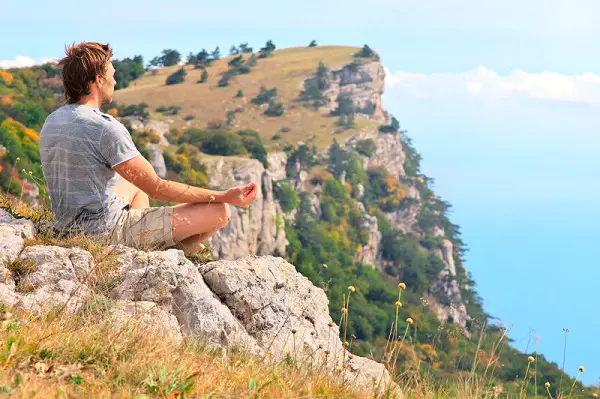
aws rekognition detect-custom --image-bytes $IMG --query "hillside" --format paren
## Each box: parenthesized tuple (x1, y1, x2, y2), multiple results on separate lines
(0, 44, 596, 397)
(114, 46, 382, 150)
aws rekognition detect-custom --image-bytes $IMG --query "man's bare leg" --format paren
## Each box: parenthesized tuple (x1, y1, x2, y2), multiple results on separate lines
(115, 175, 149, 209)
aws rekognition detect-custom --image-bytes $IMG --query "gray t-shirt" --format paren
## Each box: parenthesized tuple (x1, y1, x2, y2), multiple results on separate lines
(39, 104, 140, 234)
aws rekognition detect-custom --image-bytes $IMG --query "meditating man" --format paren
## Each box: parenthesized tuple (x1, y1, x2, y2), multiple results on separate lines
(39, 42, 258, 254)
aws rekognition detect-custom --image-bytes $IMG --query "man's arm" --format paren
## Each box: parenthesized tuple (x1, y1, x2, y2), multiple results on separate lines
(114, 154, 257, 206)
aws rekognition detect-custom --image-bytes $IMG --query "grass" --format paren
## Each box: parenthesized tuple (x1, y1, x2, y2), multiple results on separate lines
(2, 196, 599, 398)
(114, 46, 380, 152)
(0, 303, 378, 398)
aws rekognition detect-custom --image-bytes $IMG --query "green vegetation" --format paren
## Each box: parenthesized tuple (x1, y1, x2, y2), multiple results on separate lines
(264, 101, 284, 117)
(197, 68, 208, 84)
(300, 61, 331, 109)
(259, 40, 276, 58)
(163, 144, 208, 187)
(355, 138, 376, 157)
(251, 86, 278, 105)
(165, 68, 186, 85)
(379, 115, 401, 133)
(156, 105, 181, 116)
(102, 102, 149, 119)
(168, 128, 268, 168)
(274, 183, 299, 213)
(308, 40, 318, 47)
(353, 44, 379, 60)
(113, 55, 145, 90)
(149, 49, 181, 67)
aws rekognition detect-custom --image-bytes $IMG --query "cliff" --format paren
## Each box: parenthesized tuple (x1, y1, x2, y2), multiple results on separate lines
(0, 209, 399, 396)
(122, 54, 470, 329)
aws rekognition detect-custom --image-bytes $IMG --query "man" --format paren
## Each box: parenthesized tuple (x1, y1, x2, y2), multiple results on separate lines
(39, 42, 258, 255)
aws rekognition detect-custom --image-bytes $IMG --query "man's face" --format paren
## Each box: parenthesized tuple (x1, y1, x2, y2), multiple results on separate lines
(99, 62, 116, 104)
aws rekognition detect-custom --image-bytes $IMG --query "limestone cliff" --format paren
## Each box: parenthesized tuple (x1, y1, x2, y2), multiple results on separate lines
(119, 56, 469, 329)
(203, 153, 288, 260)
(0, 210, 399, 395)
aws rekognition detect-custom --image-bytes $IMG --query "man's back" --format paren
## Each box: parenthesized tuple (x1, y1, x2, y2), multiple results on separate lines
(39, 103, 139, 234)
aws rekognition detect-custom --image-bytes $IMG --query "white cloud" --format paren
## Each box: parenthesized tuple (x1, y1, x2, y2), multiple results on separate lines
(385, 66, 600, 106)
(0, 56, 57, 69)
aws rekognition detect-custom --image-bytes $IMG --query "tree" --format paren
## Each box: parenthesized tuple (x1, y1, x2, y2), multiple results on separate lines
(309, 40, 318, 47)
(195, 49, 210, 67)
(228, 55, 244, 68)
(239, 43, 253, 53)
(186, 52, 197, 66)
(197, 68, 208, 83)
(211, 46, 221, 61)
(353, 44, 379, 60)
(247, 54, 258, 67)
(251, 86, 277, 105)
(166, 68, 186, 85)
(113, 56, 145, 89)
(236, 89, 244, 98)
(379, 115, 401, 133)
(259, 40, 276, 58)
(149, 49, 181, 67)
(264, 101, 284, 117)
(229, 45, 240, 56)
(331, 92, 354, 116)
(217, 71, 232, 87)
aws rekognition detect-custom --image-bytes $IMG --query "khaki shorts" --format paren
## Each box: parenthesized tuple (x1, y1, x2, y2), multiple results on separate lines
(105, 205, 177, 251)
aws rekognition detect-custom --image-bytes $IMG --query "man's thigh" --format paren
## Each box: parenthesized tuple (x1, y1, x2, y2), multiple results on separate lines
(114, 175, 141, 207)
(109, 206, 176, 250)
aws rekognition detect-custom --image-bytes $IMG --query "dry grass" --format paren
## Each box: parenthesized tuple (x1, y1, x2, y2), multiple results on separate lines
(115, 46, 380, 151)
(0, 303, 381, 398)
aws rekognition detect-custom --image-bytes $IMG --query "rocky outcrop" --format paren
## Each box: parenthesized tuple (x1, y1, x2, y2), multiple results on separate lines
(122, 117, 170, 146)
(325, 62, 386, 120)
(342, 127, 406, 179)
(203, 154, 288, 260)
(0, 212, 399, 396)
(122, 117, 170, 178)
(148, 143, 167, 178)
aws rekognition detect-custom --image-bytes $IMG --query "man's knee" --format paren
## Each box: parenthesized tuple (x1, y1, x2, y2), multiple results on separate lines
(216, 203, 231, 229)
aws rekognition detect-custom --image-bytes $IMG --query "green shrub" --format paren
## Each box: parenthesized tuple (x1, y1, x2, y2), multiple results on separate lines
(217, 72, 231, 87)
(251, 86, 277, 105)
(379, 116, 401, 133)
(355, 139, 376, 157)
(275, 183, 299, 213)
(197, 68, 208, 83)
(264, 101, 284, 117)
(353, 44, 379, 60)
(149, 49, 181, 67)
(308, 40, 318, 47)
(165, 68, 186, 85)
(235, 90, 244, 98)
(259, 40, 276, 58)
(113, 55, 145, 90)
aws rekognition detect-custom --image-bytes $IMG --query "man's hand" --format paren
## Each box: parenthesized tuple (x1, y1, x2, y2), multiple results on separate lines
(223, 182, 258, 207)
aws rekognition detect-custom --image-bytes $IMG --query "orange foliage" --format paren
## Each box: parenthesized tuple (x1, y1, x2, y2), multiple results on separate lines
(344, 182, 352, 193)
(0, 95, 14, 106)
(106, 108, 119, 117)
(377, 176, 406, 209)
(0, 70, 13, 85)
(310, 170, 333, 185)
(0, 118, 39, 142)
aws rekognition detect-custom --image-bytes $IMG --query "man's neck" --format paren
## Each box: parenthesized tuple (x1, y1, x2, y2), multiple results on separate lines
(77, 96, 102, 110)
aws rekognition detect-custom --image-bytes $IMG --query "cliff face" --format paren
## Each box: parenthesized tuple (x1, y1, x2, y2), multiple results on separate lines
(324, 61, 386, 120)
(0, 210, 399, 395)
(128, 58, 469, 328)
(203, 153, 288, 260)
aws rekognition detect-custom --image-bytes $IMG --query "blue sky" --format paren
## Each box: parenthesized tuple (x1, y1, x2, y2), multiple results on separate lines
(3, 0, 600, 385)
